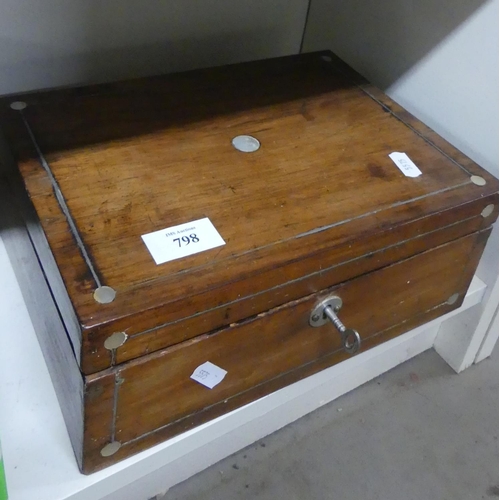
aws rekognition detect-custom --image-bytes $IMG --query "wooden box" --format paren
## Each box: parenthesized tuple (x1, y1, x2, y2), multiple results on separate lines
(0, 52, 497, 474)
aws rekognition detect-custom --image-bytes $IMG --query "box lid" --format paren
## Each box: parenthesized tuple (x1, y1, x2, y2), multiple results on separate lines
(1, 52, 497, 372)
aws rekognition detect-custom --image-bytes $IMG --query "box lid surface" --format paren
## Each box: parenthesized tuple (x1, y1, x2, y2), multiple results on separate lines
(0, 52, 497, 369)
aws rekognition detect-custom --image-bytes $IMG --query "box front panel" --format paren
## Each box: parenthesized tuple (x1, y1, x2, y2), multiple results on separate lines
(82, 229, 489, 473)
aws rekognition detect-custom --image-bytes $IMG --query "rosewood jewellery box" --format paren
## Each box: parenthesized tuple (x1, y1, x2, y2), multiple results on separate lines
(0, 51, 497, 474)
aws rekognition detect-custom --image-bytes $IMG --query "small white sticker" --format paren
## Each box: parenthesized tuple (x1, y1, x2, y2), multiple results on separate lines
(190, 361, 227, 389)
(141, 217, 225, 265)
(389, 152, 422, 178)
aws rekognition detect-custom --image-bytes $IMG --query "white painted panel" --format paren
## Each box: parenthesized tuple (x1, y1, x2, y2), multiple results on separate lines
(0, 0, 309, 95)
(435, 278, 499, 372)
(475, 307, 499, 363)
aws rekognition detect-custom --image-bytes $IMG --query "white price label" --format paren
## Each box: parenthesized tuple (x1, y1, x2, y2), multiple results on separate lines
(141, 217, 225, 265)
(389, 152, 422, 178)
(190, 361, 227, 389)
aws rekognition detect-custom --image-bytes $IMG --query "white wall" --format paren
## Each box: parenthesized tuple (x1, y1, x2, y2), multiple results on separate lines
(0, 0, 309, 95)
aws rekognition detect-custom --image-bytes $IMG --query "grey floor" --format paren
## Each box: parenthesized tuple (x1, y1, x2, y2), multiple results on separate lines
(162, 347, 498, 500)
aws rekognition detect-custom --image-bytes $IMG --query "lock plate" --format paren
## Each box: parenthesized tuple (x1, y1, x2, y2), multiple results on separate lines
(309, 296, 343, 327)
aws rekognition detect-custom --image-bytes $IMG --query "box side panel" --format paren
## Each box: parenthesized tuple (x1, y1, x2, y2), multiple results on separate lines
(0, 132, 83, 362)
(0, 180, 85, 470)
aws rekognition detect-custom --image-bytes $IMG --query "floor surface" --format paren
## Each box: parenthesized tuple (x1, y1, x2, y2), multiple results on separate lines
(162, 347, 499, 500)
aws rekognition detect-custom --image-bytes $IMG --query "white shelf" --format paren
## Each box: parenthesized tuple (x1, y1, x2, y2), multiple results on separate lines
(0, 234, 487, 500)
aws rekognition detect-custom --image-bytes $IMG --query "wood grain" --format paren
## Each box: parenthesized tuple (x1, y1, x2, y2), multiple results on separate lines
(82, 229, 489, 473)
(0, 52, 497, 373)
